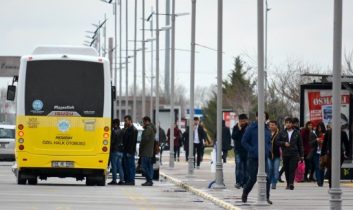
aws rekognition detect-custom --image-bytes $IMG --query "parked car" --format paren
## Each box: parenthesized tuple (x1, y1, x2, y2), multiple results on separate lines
(0, 124, 16, 160)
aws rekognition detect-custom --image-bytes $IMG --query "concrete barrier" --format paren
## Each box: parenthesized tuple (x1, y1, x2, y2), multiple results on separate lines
(160, 172, 241, 210)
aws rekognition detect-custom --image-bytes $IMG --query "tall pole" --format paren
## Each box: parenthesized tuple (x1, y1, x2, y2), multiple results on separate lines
(125, 0, 129, 116)
(103, 14, 107, 57)
(213, 0, 225, 189)
(149, 8, 154, 119)
(133, 0, 138, 122)
(169, 0, 176, 168)
(257, 0, 267, 205)
(264, 0, 269, 108)
(165, 0, 171, 103)
(155, 0, 160, 143)
(330, 0, 343, 209)
(142, 0, 146, 118)
(119, 0, 123, 120)
(114, 1, 118, 119)
(188, 0, 196, 176)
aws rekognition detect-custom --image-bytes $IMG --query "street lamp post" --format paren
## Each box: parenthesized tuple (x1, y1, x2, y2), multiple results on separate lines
(330, 0, 343, 209)
(169, 0, 176, 168)
(125, 0, 129, 116)
(256, 0, 268, 205)
(119, 0, 123, 119)
(133, 0, 138, 122)
(212, 0, 225, 189)
(165, 0, 171, 104)
(142, 0, 146, 118)
(155, 0, 160, 144)
(188, 0, 196, 176)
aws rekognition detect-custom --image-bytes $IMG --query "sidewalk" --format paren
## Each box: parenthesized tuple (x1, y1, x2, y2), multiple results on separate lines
(159, 152, 353, 210)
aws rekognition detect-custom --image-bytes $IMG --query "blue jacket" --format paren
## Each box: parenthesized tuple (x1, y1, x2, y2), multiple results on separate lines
(241, 122, 271, 159)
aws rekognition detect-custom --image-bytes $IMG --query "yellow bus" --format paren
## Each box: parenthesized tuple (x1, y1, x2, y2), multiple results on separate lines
(7, 46, 112, 186)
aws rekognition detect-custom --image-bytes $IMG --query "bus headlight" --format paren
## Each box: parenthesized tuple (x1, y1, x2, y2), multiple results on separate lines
(18, 138, 24, 144)
(103, 140, 108, 145)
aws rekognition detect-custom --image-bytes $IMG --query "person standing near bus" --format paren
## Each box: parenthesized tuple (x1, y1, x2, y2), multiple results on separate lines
(108, 119, 125, 185)
(122, 115, 138, 185)
(140, 116, 156, 186)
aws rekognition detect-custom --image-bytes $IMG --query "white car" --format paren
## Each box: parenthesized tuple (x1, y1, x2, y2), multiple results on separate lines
(0, 124, 16, 160)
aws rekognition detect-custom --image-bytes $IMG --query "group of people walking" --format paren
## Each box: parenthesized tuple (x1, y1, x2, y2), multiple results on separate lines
(232, 113, 351, 204)
(109, 115, 157, 186)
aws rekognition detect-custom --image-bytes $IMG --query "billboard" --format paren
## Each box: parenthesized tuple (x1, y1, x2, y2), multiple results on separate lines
(303, 89, 350, 129)
(0, 56, 20, 77)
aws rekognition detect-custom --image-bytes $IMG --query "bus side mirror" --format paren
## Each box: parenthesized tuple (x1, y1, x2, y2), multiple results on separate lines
(7, 85, 16, 101)
(112, 86, 116, 101)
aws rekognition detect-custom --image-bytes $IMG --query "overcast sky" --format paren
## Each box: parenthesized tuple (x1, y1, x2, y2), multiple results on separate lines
(1, 0, 353, 94)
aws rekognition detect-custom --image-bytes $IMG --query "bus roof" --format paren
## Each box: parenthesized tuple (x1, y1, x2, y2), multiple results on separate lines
(32, 46, 98, 57)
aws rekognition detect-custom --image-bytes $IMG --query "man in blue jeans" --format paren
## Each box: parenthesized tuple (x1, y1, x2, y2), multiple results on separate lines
(232, 114, 249, 189)
(122, 115, 138, 185)
(108, 119, 125, 185)
(139, 116, 156, 186)
(241, 112, 272, 204)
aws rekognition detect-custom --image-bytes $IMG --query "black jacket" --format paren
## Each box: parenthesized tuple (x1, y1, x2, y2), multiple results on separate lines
(123, 125, 138, 155)
(321, 130, 351, 161)
(222, 126, 231, 150)
(110, 127, 124, 153)
(182, 129, 189, 151)
(276, 129, 304, 158)
(232, 123, 248, 156)
(194, 125, 207, 146)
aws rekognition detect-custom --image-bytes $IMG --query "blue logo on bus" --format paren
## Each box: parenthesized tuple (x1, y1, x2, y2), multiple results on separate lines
(32, 100, 43, 111)
(58, 120, 70, 133)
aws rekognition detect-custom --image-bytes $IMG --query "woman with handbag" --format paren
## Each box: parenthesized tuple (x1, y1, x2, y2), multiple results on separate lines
(313, 122, 326, 186)
(320, 125, 351, 188)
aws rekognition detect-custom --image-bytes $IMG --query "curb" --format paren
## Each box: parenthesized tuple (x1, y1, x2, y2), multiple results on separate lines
(160, 172, 241, 210)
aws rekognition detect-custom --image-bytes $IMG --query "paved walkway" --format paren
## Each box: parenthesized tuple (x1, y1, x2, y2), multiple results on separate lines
(159, 153, 353, 210)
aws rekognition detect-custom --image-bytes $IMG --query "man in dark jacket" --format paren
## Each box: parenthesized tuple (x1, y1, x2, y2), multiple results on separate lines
(108, 119, 124, 185)
(139, 116, 156, 186)
(122, 115, 138, 185)
(182, 126, 190, 161)
(241, 112, 272, 204)
(221, 120, 231, 163)
(232, 114, 248, 189)
(321, 127, 351, 188)
(276, 117, 304, 190)
(158, 125, 167, 164)
(193, 117, 207, 168)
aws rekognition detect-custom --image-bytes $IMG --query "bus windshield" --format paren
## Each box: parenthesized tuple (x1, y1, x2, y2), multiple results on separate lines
(25, 60, 104, 117)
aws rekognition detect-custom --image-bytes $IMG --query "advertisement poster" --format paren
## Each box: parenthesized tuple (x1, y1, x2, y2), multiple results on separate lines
(304, 89, 350, 129)
(223, 111, 238, 129)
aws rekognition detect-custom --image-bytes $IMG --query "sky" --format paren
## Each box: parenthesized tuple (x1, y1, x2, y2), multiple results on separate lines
(1, 0, 353, 96)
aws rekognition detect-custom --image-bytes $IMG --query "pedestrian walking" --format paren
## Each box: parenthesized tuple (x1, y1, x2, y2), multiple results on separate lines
(122, 115, 138, 185)
(167, 123, 182, 162)
(241, 112, 272, 204)
(300, 121, 316, 182)
(232, 114, 249, 189)
(267, 120, 280, 189)
(313, 122, 326, 186)
(276, 117, 304, 190)
(320, 125, 350, 188)
(182, 126, 190, 161)
(221, 120, 231, 163)
(157, 125, 167, 164)
(139, 116, 156, 186)
(108, 119, 125, 185)
(193, 117, 207, 169)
